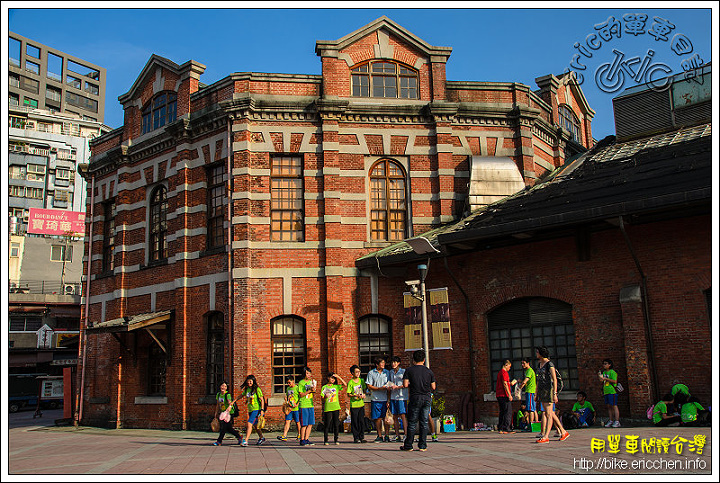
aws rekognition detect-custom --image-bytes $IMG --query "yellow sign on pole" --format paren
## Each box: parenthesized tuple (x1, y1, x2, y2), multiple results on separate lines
(429, 288, 452, 350)
(403, 292, 422, 351)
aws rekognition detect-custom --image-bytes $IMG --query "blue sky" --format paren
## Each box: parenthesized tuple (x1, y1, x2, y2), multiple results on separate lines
(7, 6, 714, 140)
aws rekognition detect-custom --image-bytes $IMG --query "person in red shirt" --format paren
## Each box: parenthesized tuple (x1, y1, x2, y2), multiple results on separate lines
(496, 359, 517, 433)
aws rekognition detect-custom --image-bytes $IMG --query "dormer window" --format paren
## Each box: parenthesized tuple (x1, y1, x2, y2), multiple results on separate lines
(142, 92, 177, 134)
(559, 104, 581, 144)
(351, 61, 418, 99)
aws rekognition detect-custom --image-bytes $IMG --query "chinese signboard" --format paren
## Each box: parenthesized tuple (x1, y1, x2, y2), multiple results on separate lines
(27, 208, 85, 236)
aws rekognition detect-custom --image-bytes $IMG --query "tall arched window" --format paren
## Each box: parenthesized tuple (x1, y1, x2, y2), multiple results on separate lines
(142, 91, 177, 134)
(149, 186, 168, 262)
(358, 315, 392, 377)
(206, 312, 224, 395)
(369, 159, 407, 241)
(559, 105, 581, 144)
(487, 297, 578, 392)
(271, 316, 306, 394)
(351, 61, 418, 99)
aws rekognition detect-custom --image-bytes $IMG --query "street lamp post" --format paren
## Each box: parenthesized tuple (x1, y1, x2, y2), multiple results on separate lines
(404, 236, 440, 369)
(417, 263, 430, 368)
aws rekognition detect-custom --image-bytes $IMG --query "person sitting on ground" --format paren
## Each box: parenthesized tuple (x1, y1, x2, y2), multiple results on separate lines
(515, 403, 529, 431)
(680, 396, 710, 427)
(572, 391, 596, 427)
(652, 393, 681, 427)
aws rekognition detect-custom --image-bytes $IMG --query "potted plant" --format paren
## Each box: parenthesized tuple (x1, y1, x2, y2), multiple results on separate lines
(431, 395, 445, 433)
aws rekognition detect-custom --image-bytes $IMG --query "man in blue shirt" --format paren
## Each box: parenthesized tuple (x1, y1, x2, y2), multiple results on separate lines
(366, 356, 392, 442)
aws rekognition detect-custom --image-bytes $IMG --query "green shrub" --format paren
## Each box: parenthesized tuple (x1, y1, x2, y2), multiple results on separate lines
(431, 395, 445, 417)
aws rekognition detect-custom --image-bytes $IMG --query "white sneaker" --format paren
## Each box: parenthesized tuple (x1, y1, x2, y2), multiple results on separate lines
(611, 421, 621, 428)
(604, 420, 613, 428)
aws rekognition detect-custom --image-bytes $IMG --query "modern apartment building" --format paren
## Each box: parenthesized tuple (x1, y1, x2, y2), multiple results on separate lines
(9, 31, 106, 122)
(8, 33, 109, 383)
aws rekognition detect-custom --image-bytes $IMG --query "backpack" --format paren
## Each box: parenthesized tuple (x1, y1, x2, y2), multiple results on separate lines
(646, 404, 655, 420)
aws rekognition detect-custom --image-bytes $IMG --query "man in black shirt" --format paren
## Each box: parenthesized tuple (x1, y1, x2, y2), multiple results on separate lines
(400, 350, 436, 451)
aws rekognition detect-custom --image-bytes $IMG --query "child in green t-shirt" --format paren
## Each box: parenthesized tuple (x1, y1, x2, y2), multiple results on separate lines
(321, 372, 347, 445)
(297, 366, 317, 446)
(599, 359, 620, 428)
(347, 365, 367, 443)
(238, 374, 267, 447)
(277, 376, 301, 442)
(653, 393, 681, 427)
(571, 391, 595, 427)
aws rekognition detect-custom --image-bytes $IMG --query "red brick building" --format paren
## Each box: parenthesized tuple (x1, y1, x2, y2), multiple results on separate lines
(80, 17, 605, 429)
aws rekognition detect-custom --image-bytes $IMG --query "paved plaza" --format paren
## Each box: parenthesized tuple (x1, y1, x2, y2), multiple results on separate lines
(3, 410, 713, 477)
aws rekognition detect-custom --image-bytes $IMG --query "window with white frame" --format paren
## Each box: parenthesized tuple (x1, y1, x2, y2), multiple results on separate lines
(50, 245, 73, 262)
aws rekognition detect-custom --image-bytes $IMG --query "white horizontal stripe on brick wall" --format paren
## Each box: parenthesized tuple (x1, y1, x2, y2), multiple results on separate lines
(120, 221, 146, 233)
(411, 192, 465, 201)
(168, 181, 207, 198)
(410, 170, 470, 178)
(324, 240, 365, 249)
(232, 167, 271, 177)
(169, 251, 202, 263)
(321, 142, 340, 151)
(167, 204, 207, 221)
(412, 215, 458, 224)
(166, 227, 207, 243)
(89, 272, 228, 307)
(116, 200, 147, 214)
(534, 156, 555, 172)
(232, 240, 324, 250)
(231, 215, 271, 224)
(231, 266, 359, 279)
(232, 192, 271, 200)
(117, 243, 145, 253)
(317, 216, 367, 224)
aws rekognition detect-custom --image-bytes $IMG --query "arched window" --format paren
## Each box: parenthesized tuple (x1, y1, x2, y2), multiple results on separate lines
(358, 315, 392, 377)
(206, 312, 224, 395)
(369, 159, 407, 241)
(271, 316, 306, 394)
(559, 105, 581, 144)
(142, 92, 177, 134)
(351, 61, 418, 99)
(149, 186, 168, 262)
(487, 297, 578, 392)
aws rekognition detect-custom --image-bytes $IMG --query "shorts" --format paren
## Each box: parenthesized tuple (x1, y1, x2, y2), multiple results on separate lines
(524, 392, 536, 412)
(285, 409, 300, 422)
(389, 400, 407, 415)
(248, 410, 261, 425)
(371, 400, 388, 420)
(604, 393, 618, 406)
(300, 407, 315, 427)
(540, 402, 555, 412)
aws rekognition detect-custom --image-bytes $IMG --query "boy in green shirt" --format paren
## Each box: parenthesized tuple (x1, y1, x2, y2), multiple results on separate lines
(297, 366, 316, 446)
(571, 391, 595, 427)
(277, 376, 301, 442)
(321, 372, 347, 445)
(518, 358, 537, 425)
(347, 365, 367, 443)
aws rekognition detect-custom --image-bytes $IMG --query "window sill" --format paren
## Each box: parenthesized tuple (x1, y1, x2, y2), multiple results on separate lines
(135, 396, 167, 404)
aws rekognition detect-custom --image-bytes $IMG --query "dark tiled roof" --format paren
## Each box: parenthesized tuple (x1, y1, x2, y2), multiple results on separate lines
(357, 123, 711, 267)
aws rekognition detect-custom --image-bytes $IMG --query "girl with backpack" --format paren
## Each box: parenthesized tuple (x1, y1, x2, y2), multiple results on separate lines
(213, 381, 242, 446)
(239, 375, 268, 446)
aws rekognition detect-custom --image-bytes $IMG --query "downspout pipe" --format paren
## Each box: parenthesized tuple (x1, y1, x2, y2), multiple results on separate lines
(618, 216, 660, 403)
(442, 256, 478, 415)
(226, 115, 235, 391)
(76, 173, 95, 426)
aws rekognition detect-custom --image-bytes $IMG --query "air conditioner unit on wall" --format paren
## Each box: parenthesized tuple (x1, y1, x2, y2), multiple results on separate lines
(63, 284, 76, 295)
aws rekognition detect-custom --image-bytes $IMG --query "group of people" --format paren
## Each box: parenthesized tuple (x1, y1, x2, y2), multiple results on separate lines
(495, 346, 570, 443)
(213, 350, 438, 450)
(651, 383, 710, 427)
